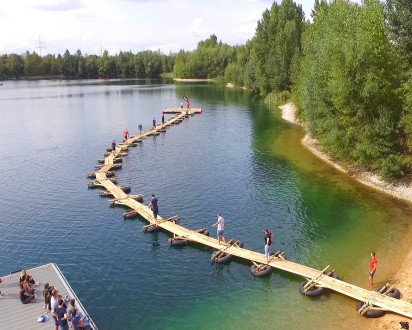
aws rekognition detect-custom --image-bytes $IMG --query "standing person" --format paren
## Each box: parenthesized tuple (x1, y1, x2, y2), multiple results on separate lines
(187, 101, 190, 109)
(67, 298, 77, 328)
(264, 229, 273, 262)
(111, 140, 116, 153)
(51, 288, 60, 330)
(369, 251, 377, 290)
(162, 113, 165, 125)
(180, 101, 183, 109)
(152, 118, 156, 128)
(138, 124, 143, 135)
(124, 129, 129, 141)
(212, 213, 226, 245)
(43, 283, 52, 312)
(148, 194, 159, 221)
(56, 298, 69, 330)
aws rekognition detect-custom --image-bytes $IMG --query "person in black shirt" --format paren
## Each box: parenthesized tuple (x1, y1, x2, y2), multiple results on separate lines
(264, 229, 273, 262)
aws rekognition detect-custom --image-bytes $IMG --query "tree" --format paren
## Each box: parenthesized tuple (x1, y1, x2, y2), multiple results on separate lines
(384, 0, 412, 68)
(252, 0, 304, 96)
(39, 55, 58, 76)
(24, 51, 41, 76)
(293, 0, 403, 179)
(6, 54, 24, 78)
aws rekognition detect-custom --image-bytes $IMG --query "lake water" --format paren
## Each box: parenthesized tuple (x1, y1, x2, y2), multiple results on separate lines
(1, 79, 412, 330)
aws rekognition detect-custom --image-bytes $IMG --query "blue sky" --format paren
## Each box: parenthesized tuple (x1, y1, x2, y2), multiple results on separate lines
(0, 0, 358, 56)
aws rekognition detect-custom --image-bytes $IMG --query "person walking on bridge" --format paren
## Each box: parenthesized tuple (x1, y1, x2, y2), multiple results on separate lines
(124, 129, 129, 141)
(264, 229, 273, 262)
(138, 124, 143, 135)
(148, 194, 159, 221)
(111, 140, 116, 153)
(162, 113, 165, 125)
(369, 251, 377, 290)
(153, 118, 156, 128)
(212, 213, 226, 245)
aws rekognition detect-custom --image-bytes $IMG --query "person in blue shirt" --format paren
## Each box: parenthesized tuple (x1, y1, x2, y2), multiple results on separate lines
(148, 194, 159, 220)
(138, 124, 143, 135)
(55, 298, 68, 330)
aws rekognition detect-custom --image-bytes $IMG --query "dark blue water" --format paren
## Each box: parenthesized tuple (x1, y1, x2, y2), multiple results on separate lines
(1, 79, 412, 329)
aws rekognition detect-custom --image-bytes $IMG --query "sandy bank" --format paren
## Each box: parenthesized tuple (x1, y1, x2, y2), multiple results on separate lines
(279, 102, 412, 328)
(226, 82, 248, 90)
(174, 78, 214, 82)
(279, 103, 412, 204)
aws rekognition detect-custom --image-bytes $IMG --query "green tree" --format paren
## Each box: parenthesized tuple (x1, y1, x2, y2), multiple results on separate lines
(384, 0, 412, 68)
(39, 55, 58, 76)
(24, 51, 42, 76)
(293, 0, 403, 179)
(252, 0, 304, 96)
(6, 54, 24, 78)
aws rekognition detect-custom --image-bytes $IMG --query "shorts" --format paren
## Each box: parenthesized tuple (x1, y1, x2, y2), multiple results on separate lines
(52, 315, 59, 327)
(369, 270, 375, 278)
(217, 230, 224, 237)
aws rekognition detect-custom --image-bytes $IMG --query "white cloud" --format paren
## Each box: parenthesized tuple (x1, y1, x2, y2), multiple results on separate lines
(28, 0, 85, 11)
(186, 18, 211, 38)
(0, 0, 321, 55)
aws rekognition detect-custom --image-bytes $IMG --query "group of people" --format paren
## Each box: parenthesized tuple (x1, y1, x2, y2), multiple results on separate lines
(180, 101, 190, 109)
(112, 105, 192, 147)
(211, 213, 379, 290)
(19, 269, 37, 304)
(17, 269, 90, 329)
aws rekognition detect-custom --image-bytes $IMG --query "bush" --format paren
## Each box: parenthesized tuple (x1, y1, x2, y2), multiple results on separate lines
(265, 90, 291, 106)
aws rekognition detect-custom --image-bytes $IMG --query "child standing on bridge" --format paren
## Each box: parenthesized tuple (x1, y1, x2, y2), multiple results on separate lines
(124, 129, 129, 141)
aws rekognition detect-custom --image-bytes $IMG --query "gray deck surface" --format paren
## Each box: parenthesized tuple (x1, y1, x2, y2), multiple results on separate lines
(0, 263, 97, 329)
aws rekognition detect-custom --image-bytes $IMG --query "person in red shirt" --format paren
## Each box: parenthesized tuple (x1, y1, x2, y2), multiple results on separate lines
(369, 251, 377, 290)
(124, 129, 129, 141)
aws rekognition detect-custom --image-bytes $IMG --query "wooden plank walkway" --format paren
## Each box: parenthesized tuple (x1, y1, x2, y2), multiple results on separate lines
(91, 109, 412, 320)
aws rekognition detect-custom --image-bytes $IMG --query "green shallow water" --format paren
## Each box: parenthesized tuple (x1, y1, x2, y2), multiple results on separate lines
(0, 80, 411, 329)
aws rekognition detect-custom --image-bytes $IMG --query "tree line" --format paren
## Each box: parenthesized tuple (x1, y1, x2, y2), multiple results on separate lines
(1, 0, 411, 180)
(0, 49, 175, 79)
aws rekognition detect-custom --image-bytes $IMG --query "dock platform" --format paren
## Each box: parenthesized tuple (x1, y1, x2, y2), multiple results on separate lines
(0, 263, 97, 329)
(91, 109, 412, 320)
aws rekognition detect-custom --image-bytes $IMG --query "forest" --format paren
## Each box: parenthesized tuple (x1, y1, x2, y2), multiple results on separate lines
(0, 0, 411, 180)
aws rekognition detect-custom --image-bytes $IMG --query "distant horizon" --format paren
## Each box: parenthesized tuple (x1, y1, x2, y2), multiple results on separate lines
(0, 0, 359, 57)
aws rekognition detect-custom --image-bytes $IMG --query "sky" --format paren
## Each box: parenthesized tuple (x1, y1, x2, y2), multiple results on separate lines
(0, 0, 353, 56)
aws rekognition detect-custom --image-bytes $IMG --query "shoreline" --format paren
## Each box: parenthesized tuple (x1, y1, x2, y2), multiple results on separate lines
(279, 102, 412, 327)
(279, 103, 412, 204)
(173, 78, 214, 82)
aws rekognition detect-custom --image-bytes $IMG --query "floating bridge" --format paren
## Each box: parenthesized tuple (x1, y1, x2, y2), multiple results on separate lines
(89, 107, 412, 320)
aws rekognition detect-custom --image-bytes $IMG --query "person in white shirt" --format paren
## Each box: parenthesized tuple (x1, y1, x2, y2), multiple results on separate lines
(212, 212, 226, 245)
